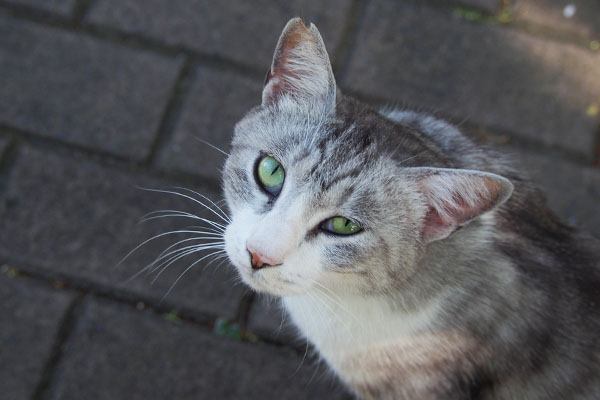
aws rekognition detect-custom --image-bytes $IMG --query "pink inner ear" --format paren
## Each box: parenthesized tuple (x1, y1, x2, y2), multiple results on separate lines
(265, 26, 312, 101)
(419, 171, 512, 244)
(422, 206, 458, 243)
(262, 18, 334, 106)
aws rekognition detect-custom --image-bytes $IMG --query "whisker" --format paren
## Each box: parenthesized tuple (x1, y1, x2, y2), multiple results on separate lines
(137, 187, 229, 227)
(193, 136, 230, 157)
(148, 240, 225, 273)
(161, 250, 228, 301)
(126, 239, 223, 282)
(150, 247, 225, 285)
(152, 236, 224, 264)
(139, 208, 226, 232)
(139, 212, 227, 231)
(118, 229, 223, 267)
(139, 215, 224, 235)
(201, 251, 230, 273)
(149, 242, 226, 276)
(150, 248, 204, 284)
(171, 187, 231, 223)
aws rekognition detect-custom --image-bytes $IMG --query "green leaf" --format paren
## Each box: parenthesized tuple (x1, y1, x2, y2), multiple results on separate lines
(163, 312, 182, 324)
(213, 317, 243, 341)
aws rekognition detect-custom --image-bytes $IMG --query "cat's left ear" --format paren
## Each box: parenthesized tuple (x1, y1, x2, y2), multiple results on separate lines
(412, 168, 514, 244)
(262, 18, 336, 110)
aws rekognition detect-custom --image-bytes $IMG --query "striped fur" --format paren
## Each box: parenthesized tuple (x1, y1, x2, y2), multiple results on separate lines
(223, 18, 600, 399)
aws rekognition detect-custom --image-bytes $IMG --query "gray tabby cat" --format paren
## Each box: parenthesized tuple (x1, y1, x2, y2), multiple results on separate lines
(222, 18, 600, 399)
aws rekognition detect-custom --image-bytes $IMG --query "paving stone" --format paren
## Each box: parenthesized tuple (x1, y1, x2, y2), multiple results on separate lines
(344, 0, 600, 159)
(87, 0, 352, 68)
(246, 294, 299, 345)
(49, 297, 352, 400)
(0, 145, 244, 319)
(513, 0, 600, 40)
(504, 146, 600, 238)
(2, 0, 75, 15)
(0, 13, 182, 161)
(157, 66, 262, 177)
(0, 272, 76, 400)
(0, 136, 9, 157)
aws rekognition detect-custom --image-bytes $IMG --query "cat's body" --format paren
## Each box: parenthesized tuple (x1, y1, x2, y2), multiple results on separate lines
(282, 104, 600, 399)
(222, 19, 600, 399)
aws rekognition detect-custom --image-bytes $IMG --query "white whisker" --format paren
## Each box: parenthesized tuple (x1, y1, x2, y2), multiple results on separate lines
(153, 236, 224, 263)
(137, 187, 229, 227)
(193, 136, 230, 157)
(118, 229, 223, 267)
(148, 241, 225, 275)
(126, 240, 224, 282)
(171, 186, 231, 223)
(151, 244, 226, 283)
(161, 250, 228, 301)
(201, 251, 229, 273)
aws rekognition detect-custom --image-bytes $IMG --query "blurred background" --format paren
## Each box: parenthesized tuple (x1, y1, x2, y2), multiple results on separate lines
(0, 0, 598, 399)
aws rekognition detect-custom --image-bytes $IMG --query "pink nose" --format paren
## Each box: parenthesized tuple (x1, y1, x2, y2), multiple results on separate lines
(246, 244, 280, 270)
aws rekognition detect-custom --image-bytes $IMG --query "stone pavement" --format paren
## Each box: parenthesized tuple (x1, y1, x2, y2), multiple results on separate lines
(0, 1, 598, 399)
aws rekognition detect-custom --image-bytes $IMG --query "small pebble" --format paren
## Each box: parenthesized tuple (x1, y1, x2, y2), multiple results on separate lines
(563, 4, 576, 18)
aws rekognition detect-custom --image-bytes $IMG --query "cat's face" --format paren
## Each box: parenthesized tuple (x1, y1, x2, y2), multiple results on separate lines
(223, 98, 423, 296)
(223, 19, 512, 297)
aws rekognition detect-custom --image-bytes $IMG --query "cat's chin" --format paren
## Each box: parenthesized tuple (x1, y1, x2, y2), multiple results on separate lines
(236, 266, 312, 297)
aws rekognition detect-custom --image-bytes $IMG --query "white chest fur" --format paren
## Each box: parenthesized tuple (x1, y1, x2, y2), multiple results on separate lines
(283, 292, 442, 370)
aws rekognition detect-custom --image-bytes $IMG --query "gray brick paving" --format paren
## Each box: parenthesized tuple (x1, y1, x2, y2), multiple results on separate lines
(0, 273, 76, 400)
(1, 0, 599, 398)
(0, 12, 182, 161)
(157, 66, 262, 177)
(344, 0, 600, 159)
(513, 0, 600, 40)
(0, 145, 245, 319)
(49, 297, 352, 400)
(2, 0, 75, 15)
(0, 136, 8, 158)
(506, 146, 600, 238)
(87, 0, 352, 69)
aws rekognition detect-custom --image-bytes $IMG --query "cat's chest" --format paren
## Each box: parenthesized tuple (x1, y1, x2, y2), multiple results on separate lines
(338, 333, 481, 399)
(282, 293, 442, 364)
(283, 293, 480, 398)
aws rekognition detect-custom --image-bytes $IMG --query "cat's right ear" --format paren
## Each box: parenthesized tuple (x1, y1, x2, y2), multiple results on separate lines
(262, 18, 336, 110)
(412, 168, 514, 244)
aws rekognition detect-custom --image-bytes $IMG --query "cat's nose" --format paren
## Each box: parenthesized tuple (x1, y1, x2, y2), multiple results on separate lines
(246, 246, 280, 270)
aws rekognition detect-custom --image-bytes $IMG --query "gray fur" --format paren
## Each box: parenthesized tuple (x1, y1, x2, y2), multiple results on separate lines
(222, 18, 600, 399)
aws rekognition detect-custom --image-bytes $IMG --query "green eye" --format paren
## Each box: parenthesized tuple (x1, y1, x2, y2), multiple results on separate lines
(321, 216, 362, 235)
(257, 155, 285, 195)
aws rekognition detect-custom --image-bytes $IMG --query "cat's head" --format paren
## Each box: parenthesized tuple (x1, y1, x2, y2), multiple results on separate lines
(223, 18, 512, 296)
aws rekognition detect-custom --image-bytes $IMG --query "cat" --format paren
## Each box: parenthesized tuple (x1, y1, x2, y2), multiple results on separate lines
(221, 18, 600, 399)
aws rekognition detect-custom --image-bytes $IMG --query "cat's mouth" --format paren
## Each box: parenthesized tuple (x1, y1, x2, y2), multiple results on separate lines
(227, 244, 313, 296)
(240, 264, 307, 296)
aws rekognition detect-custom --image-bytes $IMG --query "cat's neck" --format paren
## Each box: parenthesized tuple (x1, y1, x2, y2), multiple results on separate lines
(283, 289, 442, 361)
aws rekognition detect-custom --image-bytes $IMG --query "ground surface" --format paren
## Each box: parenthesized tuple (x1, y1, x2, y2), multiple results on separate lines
(0, 1, 598, 399)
